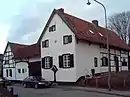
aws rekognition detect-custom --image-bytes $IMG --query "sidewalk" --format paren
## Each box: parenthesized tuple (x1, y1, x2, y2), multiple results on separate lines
(57, 85, 130, 97)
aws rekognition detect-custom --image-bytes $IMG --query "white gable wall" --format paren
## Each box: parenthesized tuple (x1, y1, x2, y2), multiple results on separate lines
(3, 44, 16, 80)
(15, 62, 29, 80)
(41, 13, 77, 82)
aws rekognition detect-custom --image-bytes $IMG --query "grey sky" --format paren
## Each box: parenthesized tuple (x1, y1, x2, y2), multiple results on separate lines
(0, 0, 129, 53)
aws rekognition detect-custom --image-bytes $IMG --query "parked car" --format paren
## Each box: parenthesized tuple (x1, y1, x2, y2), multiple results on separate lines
(0, 77, 12, 86)
(22, 76, 52, 88)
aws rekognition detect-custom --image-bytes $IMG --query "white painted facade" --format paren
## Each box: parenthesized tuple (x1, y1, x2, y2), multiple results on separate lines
(15, 62, 29, 80)
(40, 12, 129, 82)
(41, 13, 76, 82)
(3, 44, 29, 80)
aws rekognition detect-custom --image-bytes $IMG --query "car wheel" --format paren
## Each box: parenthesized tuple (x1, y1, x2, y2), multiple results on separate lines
(23, 83, 27, 88)
(34, 84, 38, 89)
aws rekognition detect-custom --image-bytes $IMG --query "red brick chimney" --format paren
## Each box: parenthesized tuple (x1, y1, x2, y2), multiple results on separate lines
(92, 20, 98, 27)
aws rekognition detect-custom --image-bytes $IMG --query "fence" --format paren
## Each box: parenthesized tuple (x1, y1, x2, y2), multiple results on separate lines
(78, 71, 130, 90)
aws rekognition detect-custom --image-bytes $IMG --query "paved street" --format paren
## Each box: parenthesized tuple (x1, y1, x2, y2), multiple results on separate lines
(9, 85, 120, 97)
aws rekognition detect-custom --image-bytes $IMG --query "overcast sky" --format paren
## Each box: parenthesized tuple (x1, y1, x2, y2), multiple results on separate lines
(0, 0, 129, 54)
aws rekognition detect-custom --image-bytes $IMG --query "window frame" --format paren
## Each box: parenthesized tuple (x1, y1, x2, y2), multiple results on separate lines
(22, 69, 25, 73)
(42, 40, 49, 48)
(94, 57, 98, 67)
(9, 69, 12, 77)
(101, 57, 108, 66)
(122, 59, 127, 66)
(42, 56, 53, 69)
(6, 69, 8, 77)
(18, 69, 21, 73)
(45, 57, 50, 69)
(49, 25, 56, 32)
(63, 54, 71, 68)
(63, 35, 72, 45)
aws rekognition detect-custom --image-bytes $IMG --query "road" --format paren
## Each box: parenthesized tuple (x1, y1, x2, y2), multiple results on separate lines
(8, 85, 121, 97)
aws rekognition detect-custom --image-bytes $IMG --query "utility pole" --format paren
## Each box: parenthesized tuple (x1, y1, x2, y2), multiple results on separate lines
(87, 0, 111, 91)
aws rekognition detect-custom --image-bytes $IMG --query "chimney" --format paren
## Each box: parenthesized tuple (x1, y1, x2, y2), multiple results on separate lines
(58, 8, 64, 13)
(92, 20, 98, 27)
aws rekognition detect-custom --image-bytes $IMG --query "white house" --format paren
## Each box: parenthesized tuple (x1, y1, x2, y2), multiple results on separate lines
(38, 8, 130, 82)
(2, 42, 41, 81)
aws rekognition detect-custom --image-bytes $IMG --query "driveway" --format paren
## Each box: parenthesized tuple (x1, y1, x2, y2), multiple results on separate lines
(8, 85, 120, 97)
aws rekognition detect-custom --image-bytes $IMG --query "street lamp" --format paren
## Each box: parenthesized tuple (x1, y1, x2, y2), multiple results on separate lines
(87, 0, 111, 91)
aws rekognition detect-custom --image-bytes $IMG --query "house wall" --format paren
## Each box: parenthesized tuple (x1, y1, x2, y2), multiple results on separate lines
(75, 41, 128, 80)
(3, 45, 16, 80)
(15, 62, 29, 80)
(41, 13, 77, 82)
(3, 68, 15, 80)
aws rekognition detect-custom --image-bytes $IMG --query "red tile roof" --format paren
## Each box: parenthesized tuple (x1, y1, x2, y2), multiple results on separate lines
(15, 43, 40, 59)
(38, 8, 129, 50)
(8, 42, 40, 59)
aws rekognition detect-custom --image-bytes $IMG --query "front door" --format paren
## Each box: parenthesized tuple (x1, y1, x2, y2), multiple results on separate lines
(29, 61, 41, 76)
(114, 56, 119, 72)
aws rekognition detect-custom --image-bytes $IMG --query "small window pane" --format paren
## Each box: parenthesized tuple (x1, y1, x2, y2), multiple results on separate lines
(18, 69, 21, 73)
(46, 40, 49, 47)
(9, 69, 12, 77)
(63, 36, 69, 44)
(94, 57, 98, 67)
(22, 69, 25, 73)
(6, 69, 8, 77)
(122, 59, 127, 66)
(45, 57, 50, 68)
(63, 54, 70, 68)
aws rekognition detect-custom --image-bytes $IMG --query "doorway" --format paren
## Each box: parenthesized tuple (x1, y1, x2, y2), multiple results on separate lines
(114, 56, 119, 72)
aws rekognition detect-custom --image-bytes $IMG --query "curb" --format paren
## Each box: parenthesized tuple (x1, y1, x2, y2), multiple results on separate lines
(57, 86, 130, 97)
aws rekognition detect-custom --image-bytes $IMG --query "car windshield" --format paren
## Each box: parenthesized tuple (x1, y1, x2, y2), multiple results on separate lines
(33, 76, 45, 81)
(34, 76, 41, 81)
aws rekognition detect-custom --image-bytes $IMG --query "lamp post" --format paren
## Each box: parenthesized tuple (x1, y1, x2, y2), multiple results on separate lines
(87, 0, 111, 91)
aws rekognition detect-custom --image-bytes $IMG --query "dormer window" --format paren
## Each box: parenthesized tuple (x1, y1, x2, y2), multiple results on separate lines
(99, 32, 103, 36)
(63, 35, 72, 44)
(49, 25, 56, 32)
(89, 30, 94, 34)
(42, 40, 49, 48)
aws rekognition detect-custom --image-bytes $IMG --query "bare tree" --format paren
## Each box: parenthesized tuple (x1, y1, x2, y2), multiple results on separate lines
(108, 11, 130, 44)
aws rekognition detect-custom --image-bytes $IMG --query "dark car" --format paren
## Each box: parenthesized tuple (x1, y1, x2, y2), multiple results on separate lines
(22, 76, 52, 88)
(0, 77, 11, 86)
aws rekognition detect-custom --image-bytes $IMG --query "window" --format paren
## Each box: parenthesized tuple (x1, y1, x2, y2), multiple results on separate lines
(9, 69, 12, 77)
(59, 54, 74, 68)
(63, 55, 70, 68)
(94, 57, 98, 67)
(122, 59, 127, 66)
(101, 57, 108, 66)
(22, 69, 25, 73)
(49, 25, 56, 32)
(3, 51, 14, 65)
(24, 68, 27, 72)
(45, 57, 50, 68)
(18, 69, 21, 73)
(6, 69, 8, 77)
(42, 57, 53, 69)
(42, 40, 49, 48)
(63, 35, 72, 44)
(114, 56, 119, 66)
(5, 60, 9, 64)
